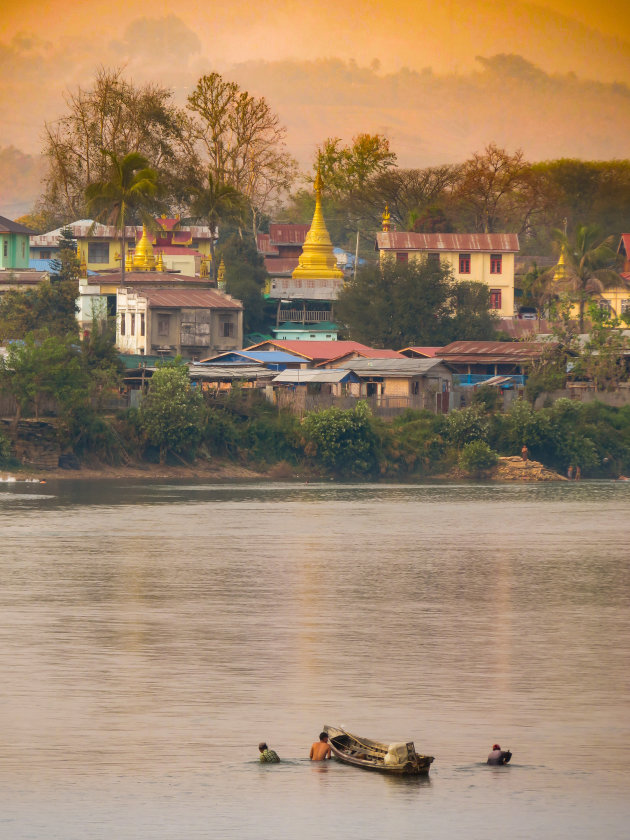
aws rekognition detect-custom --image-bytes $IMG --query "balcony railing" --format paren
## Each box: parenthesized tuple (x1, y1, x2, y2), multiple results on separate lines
(277, 309, 333, 323)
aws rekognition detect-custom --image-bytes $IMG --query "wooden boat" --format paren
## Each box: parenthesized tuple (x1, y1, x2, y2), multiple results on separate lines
(324, 725, 434, 775)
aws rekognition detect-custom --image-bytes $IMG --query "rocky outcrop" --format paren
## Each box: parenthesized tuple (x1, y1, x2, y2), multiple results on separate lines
(1, 419, 61, 471)
(493, 456, 565, 481)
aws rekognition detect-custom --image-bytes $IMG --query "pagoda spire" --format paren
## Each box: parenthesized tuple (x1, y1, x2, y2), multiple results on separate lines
(292, 168, 343, 282)
(132, 224, 156, 271)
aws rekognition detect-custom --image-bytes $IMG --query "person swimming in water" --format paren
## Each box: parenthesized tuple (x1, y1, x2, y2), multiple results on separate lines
(487, 743, 512, 765)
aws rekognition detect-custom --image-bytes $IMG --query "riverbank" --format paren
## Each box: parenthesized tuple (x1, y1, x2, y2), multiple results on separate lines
(1, 455, 566, 483)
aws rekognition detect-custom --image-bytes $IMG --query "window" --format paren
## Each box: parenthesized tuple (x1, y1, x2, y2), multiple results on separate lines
(21, 240, 26, 258)
(396, 252, 408, 263)
(427, 253, 440, 267)
(598, 299, 612, 314)
(621, 299, 630, 314)
(222, 321, 235, 338)
(40, 250, 51, 260)
(490, 253, 502, 274)
(158, 315, 170, 336)
(120, 313, 126, 335)
(490, 289, 502, 310)
(2, 241, 7, 257)
(88, 242, 109, 264)
(130, 313, 135, 335)
(459, 253, 471, 274)
(140, 313, 145, 336)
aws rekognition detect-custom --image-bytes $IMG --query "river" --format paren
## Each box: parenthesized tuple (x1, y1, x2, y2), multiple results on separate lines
(0, 479, 628, 839)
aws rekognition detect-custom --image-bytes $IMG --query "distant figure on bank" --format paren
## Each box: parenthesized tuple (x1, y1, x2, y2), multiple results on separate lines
(567, 464, 574, 480)
(521, 445, 529, 462)
(487, 743, 512, 765)
(310, 732, 332, 761)
(258, 742, 280, 763)
(575, 465, 581, 480)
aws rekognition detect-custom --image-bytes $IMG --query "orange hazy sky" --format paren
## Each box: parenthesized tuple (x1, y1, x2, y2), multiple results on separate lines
(1, 0, 628, 72)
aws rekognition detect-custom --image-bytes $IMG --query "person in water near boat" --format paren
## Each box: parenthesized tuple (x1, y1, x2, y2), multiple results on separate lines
(310, 732, 332, 760)
(487, 744, 512, 765)
(258, 742, 280, 763)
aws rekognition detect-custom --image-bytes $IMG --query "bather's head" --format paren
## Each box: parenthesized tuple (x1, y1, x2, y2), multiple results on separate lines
(319, 732, 328, 742)
(259, 742, 268, 752)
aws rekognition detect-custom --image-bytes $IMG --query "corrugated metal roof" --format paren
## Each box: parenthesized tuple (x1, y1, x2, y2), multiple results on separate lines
(344, 358, 452, 376)
(439, 340, 550, 362)
(268, 224, 310, 245)
(376, 232, 520, 252)
(30, 220, 214, 247)
(189, 365, 274, 380)
(272, 369, 359, 384)
(318, 348, 404, 366)
(256, 233, 279, 255)
(140, 289, 242, 309)
(264, 257, 299, 275)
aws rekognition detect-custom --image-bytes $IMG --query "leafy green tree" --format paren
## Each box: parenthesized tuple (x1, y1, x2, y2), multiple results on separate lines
(0, 281, 78, 340)
(458, 440, 498, 476)
(336, 256, 453, 347)
(217, 233, 269, 333)
(138, 366, 206, 463)
(446, 281, 499, 341)
(578, 304, 628, 391)
(185, 173, 247, 282)
(549, 224, 624, 332)
(302, 401, 380, 477)
(315, 134, 397, 199)
(0, 332, 88, 425)
(85, 151, 160, 283)
(442, 405, 491, 451)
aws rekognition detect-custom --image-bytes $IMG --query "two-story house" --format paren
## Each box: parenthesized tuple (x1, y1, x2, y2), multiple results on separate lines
(375, 232, 519, 318)
(1, 215, 35, 270)
(116, 288, 243, 361)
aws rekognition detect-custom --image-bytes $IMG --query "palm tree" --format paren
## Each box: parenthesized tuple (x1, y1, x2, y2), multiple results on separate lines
(85, 151, 159, 283)
(185, 173, 247, 283)
(550, 224, 625, 332)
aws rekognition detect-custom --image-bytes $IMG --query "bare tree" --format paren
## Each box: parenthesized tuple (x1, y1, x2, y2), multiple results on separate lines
(41, 67, 189, 224)
(186, 72, 298, 236)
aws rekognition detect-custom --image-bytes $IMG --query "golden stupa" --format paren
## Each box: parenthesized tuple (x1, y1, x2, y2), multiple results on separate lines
(132, 224, 156, 271)
(382, 204, 391, 232)
(553, 243, 570, 285)
(292, 170, 343, 282)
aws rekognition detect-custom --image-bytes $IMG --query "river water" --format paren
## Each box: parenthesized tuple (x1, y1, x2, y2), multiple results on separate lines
(0, 479, 628, 839)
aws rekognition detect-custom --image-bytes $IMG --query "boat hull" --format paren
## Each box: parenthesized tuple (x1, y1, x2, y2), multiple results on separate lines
(324, 725, 434, 776)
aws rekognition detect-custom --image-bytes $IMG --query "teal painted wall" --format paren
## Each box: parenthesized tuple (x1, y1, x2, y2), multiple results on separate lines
(0, 233, 30, 269)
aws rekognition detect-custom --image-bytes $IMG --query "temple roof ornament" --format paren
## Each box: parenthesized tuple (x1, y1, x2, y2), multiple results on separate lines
(217, 257, 226, 290)
(554, 243, 570, 284)
(382, 204, 391, 232)
(292, 168, 343, 282)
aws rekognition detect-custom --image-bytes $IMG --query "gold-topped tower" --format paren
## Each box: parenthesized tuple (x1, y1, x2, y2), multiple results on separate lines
(553, 243, 570, 285)
(382, 204, 391, 232)
(132, 224, 156, 271)
(292, 170, 343, 282)
(217, 257, 226, 290)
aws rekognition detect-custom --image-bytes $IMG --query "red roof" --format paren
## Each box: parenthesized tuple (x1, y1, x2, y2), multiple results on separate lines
(399, 346, 443, 357)
(269, 224, 310, 245)
(264, 257, 299, 275)
(256, 233, 279, 255)
(618, 235, 630, 259)
(246, 339, 402, 363)
(141, 289, 242, 309)
(376, 232, 520, 252)
(148, 247, 202, 256)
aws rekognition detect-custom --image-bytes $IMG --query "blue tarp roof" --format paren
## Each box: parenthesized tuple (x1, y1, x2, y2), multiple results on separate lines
(200, 350, 303, 364)
(29, 258, 99, 276)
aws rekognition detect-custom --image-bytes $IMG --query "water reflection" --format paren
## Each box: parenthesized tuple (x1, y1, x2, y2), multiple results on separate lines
(0, 480, 628, 839)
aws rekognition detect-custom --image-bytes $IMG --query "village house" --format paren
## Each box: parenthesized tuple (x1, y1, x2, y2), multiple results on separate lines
(1, 215, 35, 271)
(341, 357, 455, 412)
(436, 340, 553, 386)
(116, 287, 243, 361)
(246, 339, 403, 367)
(375, 230, 519, 318)
(30, 217, 215, 276)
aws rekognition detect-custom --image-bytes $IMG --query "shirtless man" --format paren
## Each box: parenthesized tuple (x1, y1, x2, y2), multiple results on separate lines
(310, 732, 332, 760)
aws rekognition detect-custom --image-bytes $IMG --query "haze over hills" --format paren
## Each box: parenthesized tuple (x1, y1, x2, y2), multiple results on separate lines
(0, 4, 629, 217)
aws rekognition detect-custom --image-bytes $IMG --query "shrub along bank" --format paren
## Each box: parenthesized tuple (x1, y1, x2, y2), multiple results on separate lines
(3, 370, 630, 479)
